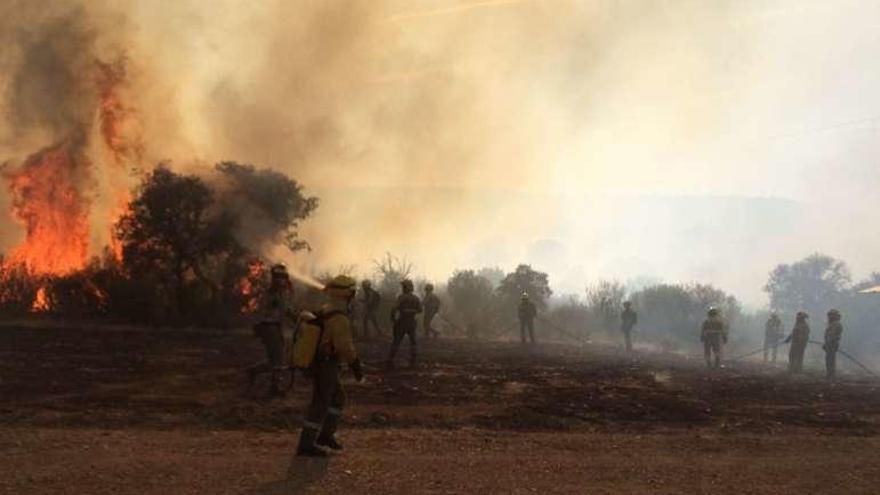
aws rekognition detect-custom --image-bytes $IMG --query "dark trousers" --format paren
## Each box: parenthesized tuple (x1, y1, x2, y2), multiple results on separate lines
(825, 347, 838, 378)
(302, 356, 346, 442)
(389, 319, 417, 365)
(703, 333, 723, 368)
(362, 310, 382, 339)
(789, 342, 807, 373)
(520, 319, 535, 344)
(764, 335, 780, 362)
(424, 311, 439, 339)
(248, 323, 285, 391)
(622, 328, 633, 352)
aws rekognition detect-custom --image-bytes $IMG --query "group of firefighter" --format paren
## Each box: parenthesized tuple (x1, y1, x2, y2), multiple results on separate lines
(621, 303, 844, 378)
(245, 264, 847, 457)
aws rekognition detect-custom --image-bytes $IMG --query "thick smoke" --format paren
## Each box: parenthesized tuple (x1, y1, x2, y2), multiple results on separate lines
(2, 1, 880, 304)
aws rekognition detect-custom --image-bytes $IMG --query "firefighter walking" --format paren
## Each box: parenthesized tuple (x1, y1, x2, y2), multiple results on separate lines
(296, 275, 364, 457)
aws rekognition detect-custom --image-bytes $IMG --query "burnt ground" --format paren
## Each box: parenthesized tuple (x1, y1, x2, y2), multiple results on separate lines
(2, 323, 880, 494)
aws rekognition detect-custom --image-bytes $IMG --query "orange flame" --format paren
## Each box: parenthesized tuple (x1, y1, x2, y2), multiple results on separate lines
(240, 260, 266, 314)
(96, 59, 142, 264)
(30, 286, 51, 313)
(4, 143, 91, 276)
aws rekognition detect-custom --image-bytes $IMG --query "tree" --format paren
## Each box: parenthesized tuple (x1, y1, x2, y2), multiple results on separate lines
(447, 270, 495, 338)
(215, 162, 318, 253)
(116, 167, 223, 317)
(630, 282, 742, 347)
(764, 253, 851, 316)
(115, 163, 318, 324)
(585, 279, 626, 333)
(373, 252, 414, 299)
(497, 264, 552, 308)
(477, 266, 505, 289)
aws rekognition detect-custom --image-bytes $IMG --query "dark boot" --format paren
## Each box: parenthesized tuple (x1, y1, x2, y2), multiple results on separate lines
(316, 415, 343, 452)
(296, 427, 326, 457)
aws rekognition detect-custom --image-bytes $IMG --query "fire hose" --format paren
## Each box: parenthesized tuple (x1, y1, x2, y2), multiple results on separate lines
(727, 338, 880, 379)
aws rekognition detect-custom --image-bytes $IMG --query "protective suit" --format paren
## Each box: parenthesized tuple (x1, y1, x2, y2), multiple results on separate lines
(422, 284, 441, 339)
(387, 279, 422, 368)
(247, 264, 293, 397)
(785, 312, 810, 373)
(763, 313, 783, 362)
(700, 308, 728, 369)
(824, 310, 843, 379)
(296, 275, 364, 457)
(518, 294, 537, 344)
(360, 280, 383, 340)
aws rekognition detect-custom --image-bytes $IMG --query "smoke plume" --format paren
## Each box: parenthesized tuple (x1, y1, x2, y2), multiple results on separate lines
(2, 0, 880, 305)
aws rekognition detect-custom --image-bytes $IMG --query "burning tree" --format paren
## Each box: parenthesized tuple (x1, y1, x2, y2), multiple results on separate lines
(113, 163, 317, 325)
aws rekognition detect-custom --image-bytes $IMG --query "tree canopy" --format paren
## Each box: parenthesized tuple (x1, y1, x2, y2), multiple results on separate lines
(497, 264, 552, 308)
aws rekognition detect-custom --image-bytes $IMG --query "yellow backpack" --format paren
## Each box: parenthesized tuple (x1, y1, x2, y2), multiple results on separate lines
(290, 309, 345, 369)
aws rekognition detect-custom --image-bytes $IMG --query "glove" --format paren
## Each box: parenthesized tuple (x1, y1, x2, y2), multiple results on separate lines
(350, 359, 364, 382)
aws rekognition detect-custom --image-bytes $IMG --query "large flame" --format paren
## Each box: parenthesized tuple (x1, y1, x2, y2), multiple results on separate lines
(0, 57, 142, 312)
(95, 59, 142, 263)
(4, 143, 91, 276)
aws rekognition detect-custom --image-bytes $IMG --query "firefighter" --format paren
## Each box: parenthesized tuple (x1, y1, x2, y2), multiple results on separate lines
(422, 283, 441, 339)
(246, 263, 294, 397)
(360, 280, 383, 340)
(700, 307, 727, 369)
(518, 293, 537, 344)
(784, 312, 810, 373)
(764, 312, 784, 362)
(387, 279, 422, 369)
(620, 301, 638, 353)
(823, 309, 843, 379)
(296, 275, 364, 457)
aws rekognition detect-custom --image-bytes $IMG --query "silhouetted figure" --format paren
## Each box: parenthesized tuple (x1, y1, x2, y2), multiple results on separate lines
(785, 312, 810, 373)
(700, 307, 727, 369)
(422, 283, 441, 339)
(620, 301, 638, 352)
(247, 264, 294, 397)
(387, 279, 422, 368)
(518, 293, 537, 344)
(359, 280, 383, 340)
(764, 312, 783, 362)
(824, 309, 843, 379)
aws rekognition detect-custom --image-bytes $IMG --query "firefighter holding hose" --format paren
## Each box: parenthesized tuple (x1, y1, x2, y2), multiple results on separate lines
(246, 263, 294, 398)
(295, 275, 364, 457)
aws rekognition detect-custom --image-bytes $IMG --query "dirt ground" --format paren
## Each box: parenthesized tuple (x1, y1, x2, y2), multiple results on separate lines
(2, 323, 880, 494)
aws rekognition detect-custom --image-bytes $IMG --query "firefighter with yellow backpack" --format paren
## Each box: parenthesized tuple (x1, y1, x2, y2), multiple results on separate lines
(292, 275, 364, 457)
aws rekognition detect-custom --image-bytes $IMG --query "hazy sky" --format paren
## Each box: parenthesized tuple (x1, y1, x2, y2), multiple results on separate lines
(2, 0, 880, 306)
